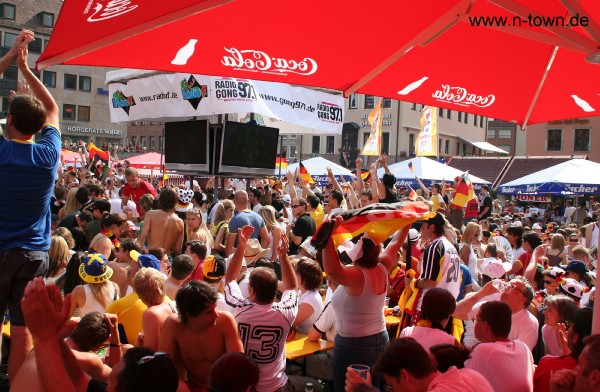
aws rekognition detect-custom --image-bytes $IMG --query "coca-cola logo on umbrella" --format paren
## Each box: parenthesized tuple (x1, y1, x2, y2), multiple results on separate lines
(84, 1, 139, 23)
(221, 48, 318, 76)
(433, 84, 496, 108)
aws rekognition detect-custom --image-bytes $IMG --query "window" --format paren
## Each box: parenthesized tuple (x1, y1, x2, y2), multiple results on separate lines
(458, 112, 463, 122)
(439, 108, 444, 117)
(463, 143, 467, 155)
(311, 135, 320, 154)
(326, 136, 335, 154)
(140, 136, 146, 148)
(3, 32, 16, 47)
(410, 102, 417, 111)
(547, 129, 562, 151)
(439, 139, 443, 153)
(150, 136, 155, 150)
(131, 136, 137, 146)
(445, 140, 450, 154)
(498, 129, 512, 138)
(63, 104, 76, 120)
(1, 3, 15, 20)
(446, 110, 452, 120)
(574, 128, 590, 152)
(40, 12, 54, 27)
(77, 106, 90, 122)
(64, 74, 77, 90)
(29, 37, 43, 54)
(498, 145, 512, 154)
(480, 117, 484, 127)
(364, 95, 375, 109)
(464, 113, 469, 124)
(487, 129, 496, 138)
(456, 142, 460, 155)
(382, 98, 392, 108)
(474, 115, 478, 126)
(42, 71, 56, 88)
(159, 136, 164, 151)
(79, 76, 91, 92)
(382, 132, 390, 155)
(3, 65, 17, 80)
(348, 94, 358, 109)
(409, 133, 415, 156)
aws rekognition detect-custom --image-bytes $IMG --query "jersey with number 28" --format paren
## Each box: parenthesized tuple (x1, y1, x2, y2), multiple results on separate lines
(418, 237, 461, 308)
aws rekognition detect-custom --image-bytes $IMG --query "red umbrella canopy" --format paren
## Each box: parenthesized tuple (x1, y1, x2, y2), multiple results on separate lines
(120, 152, 164, 169)
(38, 0, 600, 127)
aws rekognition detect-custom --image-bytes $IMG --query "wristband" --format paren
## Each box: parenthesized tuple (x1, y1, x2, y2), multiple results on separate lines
(109, 343, 121, 347)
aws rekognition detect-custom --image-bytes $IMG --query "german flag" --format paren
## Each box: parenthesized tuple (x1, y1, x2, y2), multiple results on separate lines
(360, 170, 371, 184)
(452, 172, 475, 207)
(408, 161, 414, 173)
(299, 162, 315, 185)
(88, 143, 110, 161)
(158, 172, 169, 187)
(313, 201, 432, 249)
(275, 156, 287, 170)
(407, 187, 417, 201)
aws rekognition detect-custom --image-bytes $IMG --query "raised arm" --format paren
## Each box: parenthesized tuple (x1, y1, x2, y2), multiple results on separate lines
(415, 176, 430, 198)
(379, 226, 410, 272)
(355, 158, 364, 194)
(326, 167, 343, 193)
(278, 233, 298, 292)
(322, 216, 363, 287)
(0, 30, 33, 75)
(16, 34, 58, 126)
(287, 171, 299, 201)
(225, 226, 254, 284)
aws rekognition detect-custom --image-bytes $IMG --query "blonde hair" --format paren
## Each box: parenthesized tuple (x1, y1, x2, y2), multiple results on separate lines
(88, 280, 119, 309)
(462, 222, 481, 244)
(61, 188, 82, 217)
(133, 268, 165, 307)
(550, 233, 566, 252)
(258, 205, 278, 231)
(47, 235, 71, 278)
(186, 208, 214, 249)
(214, 199, 235, 227)
(53, 227, 75, 249)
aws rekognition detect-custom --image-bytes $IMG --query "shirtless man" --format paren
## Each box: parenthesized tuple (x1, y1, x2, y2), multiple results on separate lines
(138, 188, 184, 256)
(107, 238, 142, 295)
(11, 312, 121, 391)
(158, 281, 243, 390)
(165, 254, 195, 299)
(134, 268, 177, 351)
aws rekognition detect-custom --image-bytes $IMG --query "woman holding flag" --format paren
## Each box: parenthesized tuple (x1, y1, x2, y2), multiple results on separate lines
(322, 216, 410, 391)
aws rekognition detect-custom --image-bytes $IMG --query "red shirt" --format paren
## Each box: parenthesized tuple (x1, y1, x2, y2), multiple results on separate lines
(515, 251, 533, 276)
(534, 355, 577, 392)
(122, 180, 157, 213)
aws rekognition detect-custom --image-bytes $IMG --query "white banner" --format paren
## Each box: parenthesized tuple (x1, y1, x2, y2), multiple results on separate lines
(108, 74, 344, 134)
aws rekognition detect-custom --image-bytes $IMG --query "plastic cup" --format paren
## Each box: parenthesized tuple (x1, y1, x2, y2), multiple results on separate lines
(384, 297, 390, 308)
(349, 364, 370, 380)
(492, 279, 510, 292)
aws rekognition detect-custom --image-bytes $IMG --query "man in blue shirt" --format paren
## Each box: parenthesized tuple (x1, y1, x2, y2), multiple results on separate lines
(0, 30, 61, 381)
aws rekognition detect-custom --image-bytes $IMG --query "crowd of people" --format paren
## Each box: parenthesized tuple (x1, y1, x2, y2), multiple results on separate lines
(1, 30, 599, 392)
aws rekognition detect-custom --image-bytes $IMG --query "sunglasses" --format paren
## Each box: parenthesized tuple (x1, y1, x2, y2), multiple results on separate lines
(137, 352, 168, 366)
(291, 204, 301, 208)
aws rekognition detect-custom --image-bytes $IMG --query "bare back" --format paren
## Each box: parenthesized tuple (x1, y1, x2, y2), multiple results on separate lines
(160, 312, 234, 386)
(144, 210, 184, 255)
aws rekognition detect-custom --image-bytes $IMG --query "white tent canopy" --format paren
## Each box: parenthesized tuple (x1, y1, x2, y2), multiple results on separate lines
(376, 157, 490, 188)
(279, 157, 354, 185)
(498, 159, 600, 195)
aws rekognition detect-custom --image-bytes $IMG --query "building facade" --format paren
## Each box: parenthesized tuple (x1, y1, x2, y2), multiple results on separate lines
(486, 119, 527, 156)
(524, 117, 599, 162)
(1, 0, 126, 146)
